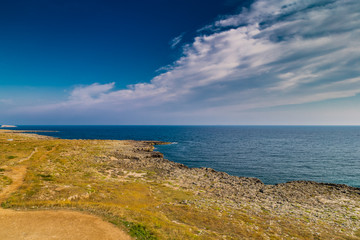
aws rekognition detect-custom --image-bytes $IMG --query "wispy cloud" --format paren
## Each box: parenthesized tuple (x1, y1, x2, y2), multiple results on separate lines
(16, 0, 360, 124)
(0, 99, 13, 104)
(169, 33, 185, 49)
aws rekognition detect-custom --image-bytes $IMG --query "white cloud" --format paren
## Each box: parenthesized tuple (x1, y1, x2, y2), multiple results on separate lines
(17, 0, 360, 124)
(69, 82, 115, 103)
(169, 33, 185, 49)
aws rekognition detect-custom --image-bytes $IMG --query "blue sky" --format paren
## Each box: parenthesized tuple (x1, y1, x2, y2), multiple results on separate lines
(1, 0, 360, 125)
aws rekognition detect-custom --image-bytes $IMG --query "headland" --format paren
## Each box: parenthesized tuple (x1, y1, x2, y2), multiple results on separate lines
(0, 129, 359, 239)
(1, 125, 17, 128)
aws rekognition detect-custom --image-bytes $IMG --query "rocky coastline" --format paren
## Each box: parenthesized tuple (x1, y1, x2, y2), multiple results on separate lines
(113, 140, 360, 237)
(1, 130, 359, 239)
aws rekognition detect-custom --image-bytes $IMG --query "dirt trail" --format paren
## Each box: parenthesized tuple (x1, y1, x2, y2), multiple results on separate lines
(0, 165, 27, 203)
(18, 147, 38, 163)
(0, 151, 131, 240)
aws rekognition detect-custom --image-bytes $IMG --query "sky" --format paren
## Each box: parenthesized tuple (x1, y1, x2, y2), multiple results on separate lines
(1, 0, 360, 125)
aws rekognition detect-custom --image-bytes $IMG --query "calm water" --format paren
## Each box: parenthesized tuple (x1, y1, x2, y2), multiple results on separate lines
(8, 125, 360, 188)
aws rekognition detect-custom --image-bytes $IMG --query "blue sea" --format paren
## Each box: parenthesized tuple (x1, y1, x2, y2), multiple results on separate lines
(7, 125, 360, 188)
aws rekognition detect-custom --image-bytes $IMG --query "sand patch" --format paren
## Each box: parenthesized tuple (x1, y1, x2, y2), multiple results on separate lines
(0, 209, 131, 240)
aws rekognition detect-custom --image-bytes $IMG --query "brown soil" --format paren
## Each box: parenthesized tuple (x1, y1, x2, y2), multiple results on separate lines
(0, 209, 131, 240)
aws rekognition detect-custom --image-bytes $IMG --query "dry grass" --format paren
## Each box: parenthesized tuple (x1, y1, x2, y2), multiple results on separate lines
(0, 130, 359, 240)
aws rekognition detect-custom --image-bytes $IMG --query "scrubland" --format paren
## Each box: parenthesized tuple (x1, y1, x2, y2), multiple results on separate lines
(0, 130, 359, 239)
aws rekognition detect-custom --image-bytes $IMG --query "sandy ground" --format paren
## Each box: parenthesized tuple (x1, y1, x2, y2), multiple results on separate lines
(0, 209, 131, 240)
(0, 156, 131, 240)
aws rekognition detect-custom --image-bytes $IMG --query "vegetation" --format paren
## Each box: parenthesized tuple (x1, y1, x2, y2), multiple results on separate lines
(0, 130, 359, 239)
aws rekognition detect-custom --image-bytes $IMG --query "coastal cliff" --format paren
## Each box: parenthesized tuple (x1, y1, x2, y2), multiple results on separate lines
(0, 130, 359, 239)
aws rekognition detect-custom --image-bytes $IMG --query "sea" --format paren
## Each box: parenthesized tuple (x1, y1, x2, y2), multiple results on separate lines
(6, 125, 360, 188)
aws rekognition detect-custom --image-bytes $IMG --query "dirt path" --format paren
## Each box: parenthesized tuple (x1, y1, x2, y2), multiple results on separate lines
(0, 165, 27, 203)
(0, 151, 132, 240)
(18, 147, 38, 163)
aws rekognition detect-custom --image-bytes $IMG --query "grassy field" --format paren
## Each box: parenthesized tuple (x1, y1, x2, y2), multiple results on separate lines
(0, 130, 359, 239)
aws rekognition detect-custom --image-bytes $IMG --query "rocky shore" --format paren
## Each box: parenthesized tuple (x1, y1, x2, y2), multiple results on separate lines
(110, 140, 360, 238)
(1, 130, 359, 239)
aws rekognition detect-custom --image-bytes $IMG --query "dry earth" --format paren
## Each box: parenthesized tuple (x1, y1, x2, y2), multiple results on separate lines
(0, 209, 131, 240)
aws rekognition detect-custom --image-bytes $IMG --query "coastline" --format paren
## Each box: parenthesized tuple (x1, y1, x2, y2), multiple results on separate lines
(9, 125, 360, 188)
(0, 125, 17, 128)
(1, 129, 360, 239)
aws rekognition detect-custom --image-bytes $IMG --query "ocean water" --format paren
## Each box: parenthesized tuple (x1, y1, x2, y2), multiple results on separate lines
(7, 125, 360, 188)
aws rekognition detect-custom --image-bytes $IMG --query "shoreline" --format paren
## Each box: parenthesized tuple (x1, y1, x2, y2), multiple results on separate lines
(2, 129, 359, 189)
(5, 126, 360, 188)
